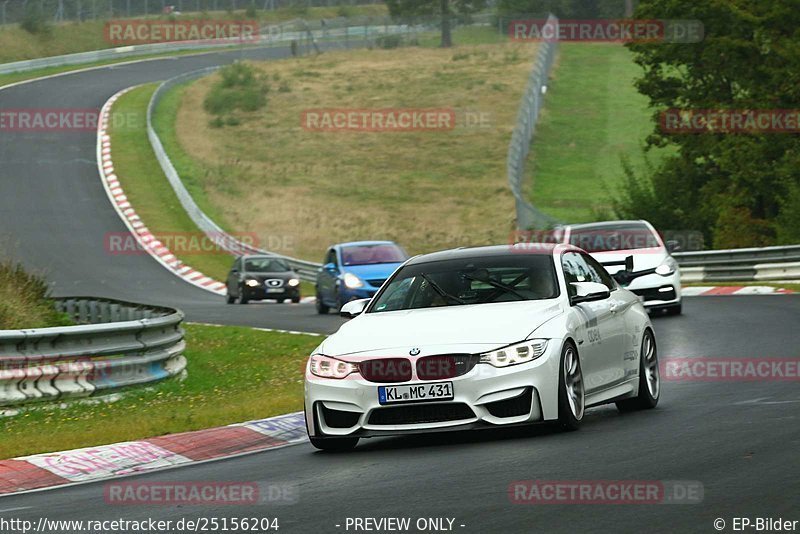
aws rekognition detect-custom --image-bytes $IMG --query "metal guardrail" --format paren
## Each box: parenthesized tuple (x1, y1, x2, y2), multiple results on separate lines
(507, 13, 559, 231)
(0, 17, 411, 76)
(0, 297, 186, 407)
(0, 38, 238, 76)
(675, 245, 800, 282)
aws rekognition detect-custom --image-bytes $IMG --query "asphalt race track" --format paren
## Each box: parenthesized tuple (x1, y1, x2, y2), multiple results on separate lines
(1, 44, 799, 534)
(1, 297, 799, 532)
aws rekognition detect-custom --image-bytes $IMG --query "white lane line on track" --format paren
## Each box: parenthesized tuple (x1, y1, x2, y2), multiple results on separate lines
(0, 506, 32, 513)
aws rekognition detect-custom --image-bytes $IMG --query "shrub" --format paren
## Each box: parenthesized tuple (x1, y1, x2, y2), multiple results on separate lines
(712, 204, 775, 249)
(203, 62, 268, 116)
(336, 6, 354, 18)
(375, 34, 403, 49)
(20, 6, 51, 36)
(0, 261, 71, 329)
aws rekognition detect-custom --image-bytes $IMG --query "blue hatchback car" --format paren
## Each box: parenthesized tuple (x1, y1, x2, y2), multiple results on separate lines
(315, 241, 408, 314)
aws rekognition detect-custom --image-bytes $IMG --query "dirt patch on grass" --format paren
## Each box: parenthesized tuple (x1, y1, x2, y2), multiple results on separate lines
(175, 43, 537, 261)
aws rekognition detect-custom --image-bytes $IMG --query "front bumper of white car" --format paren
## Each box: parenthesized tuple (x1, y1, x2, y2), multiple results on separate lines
(304, 342, 562, 439)
(624, 270, 682, 310)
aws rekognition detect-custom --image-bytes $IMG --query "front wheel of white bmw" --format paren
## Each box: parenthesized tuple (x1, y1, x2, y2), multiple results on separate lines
(557, 341, 584, 431)
(616, 328, 660, 412)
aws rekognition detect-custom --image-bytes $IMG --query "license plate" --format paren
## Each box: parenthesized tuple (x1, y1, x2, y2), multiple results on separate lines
(266, 288, 283, 293)
(378, 382, 453, 405)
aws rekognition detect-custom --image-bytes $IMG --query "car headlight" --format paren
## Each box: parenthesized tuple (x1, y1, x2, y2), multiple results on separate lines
(655, 257, 678, 276)
(479, 339, 549, 368)
(287, 278, 300, 287)
(309, 354, 359, 379)
(343, 272, 364, 289)
(245, 279, 260, 287)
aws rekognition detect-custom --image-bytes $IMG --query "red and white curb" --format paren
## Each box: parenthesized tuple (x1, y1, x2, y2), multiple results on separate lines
(0, 412, 307, 496)
(682, 286, 795, 297)
(97, 87, 227, 296)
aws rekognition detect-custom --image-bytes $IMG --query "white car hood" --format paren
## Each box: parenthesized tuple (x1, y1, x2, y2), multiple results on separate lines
(590, 248, 667, 274)
(320, 300, 565, 357)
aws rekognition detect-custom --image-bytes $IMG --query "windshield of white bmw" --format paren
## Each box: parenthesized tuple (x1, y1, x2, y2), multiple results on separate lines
(369, 255, 559, 312)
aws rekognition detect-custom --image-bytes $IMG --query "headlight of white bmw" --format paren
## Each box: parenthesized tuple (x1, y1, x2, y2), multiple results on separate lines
(655, 257, 678, 276)
(479, 339, 549, 368)
(287, 278, 300, 287)
(245, 278, 260, 287)
(309, 354, 360, 379)
(343, 272, 364, 289)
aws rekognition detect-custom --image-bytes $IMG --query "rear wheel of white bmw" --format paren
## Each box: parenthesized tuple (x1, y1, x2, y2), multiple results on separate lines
(557, 341, 584, 431)
(309, 436, 359, 451)
(616, 328, 660, 412)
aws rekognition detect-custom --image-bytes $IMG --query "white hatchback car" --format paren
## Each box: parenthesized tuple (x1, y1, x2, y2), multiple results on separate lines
(304, 244, 660, 451)
(559, 220, 682, 315)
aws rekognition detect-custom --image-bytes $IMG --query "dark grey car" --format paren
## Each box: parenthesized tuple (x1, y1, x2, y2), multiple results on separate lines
(226, 255, 301, 304)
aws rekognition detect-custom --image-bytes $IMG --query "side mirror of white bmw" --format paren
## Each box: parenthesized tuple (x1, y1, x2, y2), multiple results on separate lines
(339, 298, 370, 318)
(570, 281, 611, 305)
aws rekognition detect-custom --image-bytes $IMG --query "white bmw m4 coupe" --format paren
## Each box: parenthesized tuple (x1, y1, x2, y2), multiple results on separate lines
(304, 244, 660, 451)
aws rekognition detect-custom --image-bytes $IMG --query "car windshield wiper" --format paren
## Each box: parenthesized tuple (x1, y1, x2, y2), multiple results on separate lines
(462, 273, 527, 302)
(419, 273, 466, 305)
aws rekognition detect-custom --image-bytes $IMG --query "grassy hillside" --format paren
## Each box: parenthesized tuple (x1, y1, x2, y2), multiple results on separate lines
(529, 43, 671, 223)
(167, 39, 537, 261)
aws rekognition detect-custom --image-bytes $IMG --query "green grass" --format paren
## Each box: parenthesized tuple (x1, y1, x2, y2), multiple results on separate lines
(416, 25, 508, 47)
(529, 43, 671, 223)
(0, 261, 72, 329)
(151, 80, 235, 229)
(169, 43, 538, 260)
(110, 85, 236, 282)
(1, 324, 319, 459)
